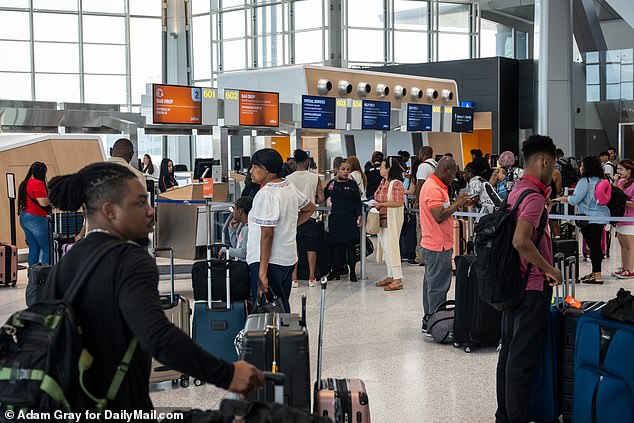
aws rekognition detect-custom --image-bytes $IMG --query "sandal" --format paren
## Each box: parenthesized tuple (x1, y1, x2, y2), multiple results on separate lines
(375, 278, 393, 287)
(582, 276, 604, 285)
(384, 281, 403, 291)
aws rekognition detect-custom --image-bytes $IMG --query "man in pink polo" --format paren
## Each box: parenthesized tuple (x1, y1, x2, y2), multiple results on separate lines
(419, 157, 469, 332)
(495, 135, 563, 423)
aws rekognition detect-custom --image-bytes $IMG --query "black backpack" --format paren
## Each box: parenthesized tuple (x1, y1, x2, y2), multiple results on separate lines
(607, 185, 628, 219)
(474, 189, 548, 311)
(0, 241, 137, 415)
(558, 158, 579, 188)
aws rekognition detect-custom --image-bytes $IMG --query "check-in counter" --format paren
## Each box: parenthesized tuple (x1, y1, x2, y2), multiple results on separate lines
(156, 183, 232, 260)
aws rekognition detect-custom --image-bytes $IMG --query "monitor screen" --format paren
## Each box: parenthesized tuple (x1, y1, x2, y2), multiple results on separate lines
(194, 158, 214, 180)
(362, 100, 391, 130)
(239, 90, 279, 127)
(153, 84, 202, 125)
(301, 95, 336, 129)
(406, 103, 433, 132)
(451, 106, 474, 133)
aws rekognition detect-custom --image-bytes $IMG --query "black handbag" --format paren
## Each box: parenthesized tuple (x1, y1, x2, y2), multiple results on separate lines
(253, 282, 286, 314)
(354, 236, 375, 262)
(602, 288, 634, 324)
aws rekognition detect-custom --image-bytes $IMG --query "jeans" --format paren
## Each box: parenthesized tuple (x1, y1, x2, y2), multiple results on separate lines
(580, 224, 605, 273)
(495, 287, 552, 423)
(19, 212, 50, 266)
(421, 247, 453, 316)
(249, 262, 295, 313)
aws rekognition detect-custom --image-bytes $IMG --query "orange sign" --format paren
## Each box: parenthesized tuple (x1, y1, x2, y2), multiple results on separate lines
(239, 90, 279, 127)
(202, 178, 214, 198)
(203, 178, 214, 198)
(153, 84, 202, 125)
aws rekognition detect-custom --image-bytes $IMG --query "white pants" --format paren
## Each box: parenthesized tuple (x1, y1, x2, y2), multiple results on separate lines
(378, 227, 404, 280)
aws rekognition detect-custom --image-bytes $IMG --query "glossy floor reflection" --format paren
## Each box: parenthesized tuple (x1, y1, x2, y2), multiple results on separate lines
(1, 239, 632, 422)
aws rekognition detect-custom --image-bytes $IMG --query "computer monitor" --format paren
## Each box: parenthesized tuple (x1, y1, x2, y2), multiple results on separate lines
(194, 158, 215, 180)
(242, 156, 251, 170)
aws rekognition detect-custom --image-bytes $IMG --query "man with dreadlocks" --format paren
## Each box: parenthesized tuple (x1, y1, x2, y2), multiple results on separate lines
(42, 162, 264, 416)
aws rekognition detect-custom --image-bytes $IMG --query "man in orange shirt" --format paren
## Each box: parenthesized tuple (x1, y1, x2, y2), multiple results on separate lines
(419, 157, 469, 333)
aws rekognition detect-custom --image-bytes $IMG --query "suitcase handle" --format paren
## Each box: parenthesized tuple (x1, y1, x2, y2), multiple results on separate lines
(263, 372, 286, 404)
(316, 276, 327, 387)
(153, 247, 175, 304)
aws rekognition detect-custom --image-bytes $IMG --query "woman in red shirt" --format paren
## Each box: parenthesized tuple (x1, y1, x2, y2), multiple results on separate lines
(18, 161, 51, 266)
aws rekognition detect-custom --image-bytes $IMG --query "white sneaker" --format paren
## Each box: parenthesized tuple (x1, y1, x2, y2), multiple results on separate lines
(308, 279, 317, 287)
(292, 280, 299, 288)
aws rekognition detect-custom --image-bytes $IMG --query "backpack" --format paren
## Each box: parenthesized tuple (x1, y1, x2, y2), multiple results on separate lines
(558, 157, 579, 188)
(607, 186, 628, 219)
(474, 189, 548, 311)
(0, 241, 137, 415)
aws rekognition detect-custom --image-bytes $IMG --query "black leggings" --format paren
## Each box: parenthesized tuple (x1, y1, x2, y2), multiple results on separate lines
(581, 224, 605, 273)
(331, 241, 357, 276)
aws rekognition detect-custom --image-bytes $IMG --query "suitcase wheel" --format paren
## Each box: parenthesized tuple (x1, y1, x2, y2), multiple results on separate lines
(179, 377, 190, 388)
(453, 342, 461, 349)
(193, 378, 204, 387)
(171, 380, 179, 387)
(464, 346, 472, 353)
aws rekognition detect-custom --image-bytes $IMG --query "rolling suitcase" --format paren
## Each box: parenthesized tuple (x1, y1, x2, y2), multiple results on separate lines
(451, 219, 468, 271)
(453, 254, 502, 353)
(399, 209, 417, 260)
(239, 298, 311, 411)
(26, 263, 53, 306)
(0, 243, 18, 287)
(552, 238, 579, 284)
(192, 245, 246, 369)
(150, 247, 191, 388)
(573, 310, 634, 423)
(314, 278, 371, 422)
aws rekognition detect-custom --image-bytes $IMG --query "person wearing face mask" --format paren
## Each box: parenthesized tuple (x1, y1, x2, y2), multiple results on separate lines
(324, 160, 362, 282)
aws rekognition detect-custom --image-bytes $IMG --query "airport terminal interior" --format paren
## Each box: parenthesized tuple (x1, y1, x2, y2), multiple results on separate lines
(1, 0, 634, 422)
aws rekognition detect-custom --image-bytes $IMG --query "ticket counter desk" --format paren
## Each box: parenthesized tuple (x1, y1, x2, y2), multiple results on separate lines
(155, 183, 232, 260)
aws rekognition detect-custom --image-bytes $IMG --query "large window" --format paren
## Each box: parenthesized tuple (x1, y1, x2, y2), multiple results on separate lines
(585, 49, 634, 102)
(0, 0, 162, 107)
(480, 18, 513, 59)
(192, 0, 328, 87)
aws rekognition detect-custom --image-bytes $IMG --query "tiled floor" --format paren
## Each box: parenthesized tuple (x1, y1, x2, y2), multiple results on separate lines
(2, 240, 632, 422)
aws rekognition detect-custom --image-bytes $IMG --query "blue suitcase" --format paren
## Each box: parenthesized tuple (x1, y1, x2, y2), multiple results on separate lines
(192, 246, 247, 367)
(573, 310, 634, 423)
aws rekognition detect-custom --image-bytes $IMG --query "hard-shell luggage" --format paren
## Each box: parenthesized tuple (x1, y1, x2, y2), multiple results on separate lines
(150, 247, 191, 388)
(552, 238, 579, 284)
(582, 227, 610, 259)
(453, 254, 502, 352)
(192, 252, 246, 367)
(573, 310, 634, 423)
(26, 263, 53, 306)
(239, 300, 311, 411)
(0, 243, 18, 287)
(314, 278, 371, 422)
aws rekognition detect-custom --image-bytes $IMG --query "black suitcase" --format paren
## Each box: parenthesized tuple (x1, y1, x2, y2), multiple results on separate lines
(239, 299, 311, 411)
(552, 253, 605, 423)
(552, 239, 579, 283)
(191, 258, 250, 301)
(399, 210, 417, 260)
(453, 254, 502, 352)
(25, 263, 53, 306)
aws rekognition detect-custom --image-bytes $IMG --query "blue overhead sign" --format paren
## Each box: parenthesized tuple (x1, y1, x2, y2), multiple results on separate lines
(301, 95, 336, 129)
(361, 100, 391, 130)
(406, 103, 433, 132)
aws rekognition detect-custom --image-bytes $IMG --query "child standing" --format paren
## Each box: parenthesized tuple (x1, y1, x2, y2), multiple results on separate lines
(324, 161, 362, 281)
